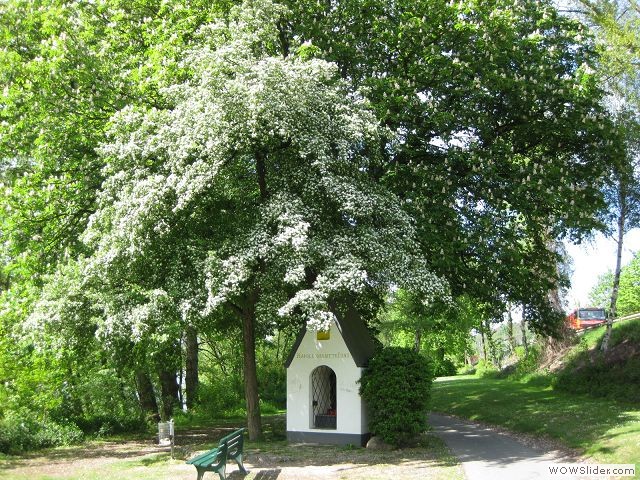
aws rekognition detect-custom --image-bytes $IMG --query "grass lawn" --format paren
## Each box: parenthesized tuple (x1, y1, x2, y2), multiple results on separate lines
(579, 318, 640, 350)
(431, 375, 640, 469)
(0, 416, 463, 480)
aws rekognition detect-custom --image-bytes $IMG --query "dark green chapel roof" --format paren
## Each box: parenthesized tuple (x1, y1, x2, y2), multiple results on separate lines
(284, 301, 376, 368)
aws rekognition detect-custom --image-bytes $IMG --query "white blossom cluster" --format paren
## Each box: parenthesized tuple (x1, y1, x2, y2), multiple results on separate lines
(77, 0, 448, 335)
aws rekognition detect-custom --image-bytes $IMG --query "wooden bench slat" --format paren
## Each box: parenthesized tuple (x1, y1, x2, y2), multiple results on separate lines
(190, 454, 223, 468)
(186, 428, 247, 480)
(186, 447, 222, 465)
(218, 433, 242, 444)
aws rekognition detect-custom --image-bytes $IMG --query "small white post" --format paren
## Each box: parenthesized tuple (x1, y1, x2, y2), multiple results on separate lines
(169, 418, 175, 459)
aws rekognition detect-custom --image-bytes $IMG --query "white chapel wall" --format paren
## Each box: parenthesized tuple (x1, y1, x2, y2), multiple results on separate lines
(286, 320, 366, 435)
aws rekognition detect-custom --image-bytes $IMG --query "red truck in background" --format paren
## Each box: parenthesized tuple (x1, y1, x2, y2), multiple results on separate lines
(567, 307, 607, 330)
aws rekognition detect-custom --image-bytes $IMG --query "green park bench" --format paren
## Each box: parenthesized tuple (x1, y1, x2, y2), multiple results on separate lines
(186, 427, 248, 480)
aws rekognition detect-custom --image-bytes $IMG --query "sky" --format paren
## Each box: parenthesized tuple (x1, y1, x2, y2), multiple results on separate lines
(565, 229, 640, 309)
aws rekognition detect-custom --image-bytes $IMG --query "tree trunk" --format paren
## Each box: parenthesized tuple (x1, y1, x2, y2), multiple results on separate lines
(276, 20, 290, 58)
(177, 351, 184, 409)
(484, 319, 499, 367)
(480, 329, 487, 361)
(235, 150, 267, 441)
(520, 319, 529, 356)
(602, 191, 626, 352)
(548, 288, 563, 314)
(256, 151, 269, 200)
(506, 306, 516, 352)
(414, 329, 422, 353)
(241, 307, 262, 441)
(185, 325, 199, 410)
(436, 346, 446, 370)
(135, 369, 160, 422)
(158, 369, 180, 420)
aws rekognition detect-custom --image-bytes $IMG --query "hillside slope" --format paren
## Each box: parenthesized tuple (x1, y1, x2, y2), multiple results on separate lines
(551, 319, 640, 403)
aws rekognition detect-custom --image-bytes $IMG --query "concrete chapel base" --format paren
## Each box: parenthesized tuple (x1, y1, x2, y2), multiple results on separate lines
(287, 431, 371, 446)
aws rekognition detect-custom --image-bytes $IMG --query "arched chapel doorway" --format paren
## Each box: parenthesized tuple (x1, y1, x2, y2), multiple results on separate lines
(310, 365, 337, 429)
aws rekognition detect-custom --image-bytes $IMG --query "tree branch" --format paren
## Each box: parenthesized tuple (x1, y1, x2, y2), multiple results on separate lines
(227, 300, 244, 317)
(255, 151, 269, 200)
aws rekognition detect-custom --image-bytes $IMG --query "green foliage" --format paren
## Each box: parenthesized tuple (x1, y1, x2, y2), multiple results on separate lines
(589, 250, 640, 317)
(456, 364, 476, 376)
(577, 0, 640, 107)
(0, 411, 84, 454)
(74, 415, 147, 438)
(431, 357, 457, 377)
(376, 291, 477, 370)
(474, 359, 499, 379)
(588, 270, 614, 309)
(577, 2, 640, 317)
(518, 372, 554, 387)
(608, 317, 640, 344)
(195, 379, 244, 416)
(579, 324, 612, 350)
(553, 356, 640, 403)
(257, 364, 286, 409)
(175, 390, 282, 426)
(0, 0, 221, 276)
(192, 330, 289, 421)
(0, 0, 626, 450)
(359, 347, 434, 446)
(0, 280, 149, 452)
(507, 345, 541, 380)
(615, 252, 640, 316)
(288, 0, 618, 336)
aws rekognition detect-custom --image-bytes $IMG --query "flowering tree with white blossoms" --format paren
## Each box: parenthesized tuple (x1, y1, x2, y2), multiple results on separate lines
(82, 0, 446, 439)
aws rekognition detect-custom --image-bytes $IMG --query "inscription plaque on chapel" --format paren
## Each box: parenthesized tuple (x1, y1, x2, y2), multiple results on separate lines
(295, 352, 351, 359)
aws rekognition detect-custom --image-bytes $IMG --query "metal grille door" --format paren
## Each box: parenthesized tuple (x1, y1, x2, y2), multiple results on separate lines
(311, 366, 336, 429)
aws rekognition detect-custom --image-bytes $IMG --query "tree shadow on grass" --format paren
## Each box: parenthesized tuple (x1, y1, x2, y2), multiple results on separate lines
(0, 414, 459, 476)
(176, 425, 243, 446)
(0, 418, 260, 471)
(136, 453, 172, 466)
(249, 469, 281, 480)
(0, 441, 171, 470)
(243, 437, 458, 471)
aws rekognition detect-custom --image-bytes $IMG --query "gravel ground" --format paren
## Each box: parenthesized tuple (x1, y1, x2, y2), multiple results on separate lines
(0, 429, 463, 480)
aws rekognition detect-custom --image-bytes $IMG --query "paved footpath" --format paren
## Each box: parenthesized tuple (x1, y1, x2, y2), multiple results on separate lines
(429, 413, 599, 480)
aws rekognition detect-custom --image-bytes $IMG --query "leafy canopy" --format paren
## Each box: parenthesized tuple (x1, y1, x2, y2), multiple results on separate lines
(285, 0, 618, 333)
(74, 0, 447, 340)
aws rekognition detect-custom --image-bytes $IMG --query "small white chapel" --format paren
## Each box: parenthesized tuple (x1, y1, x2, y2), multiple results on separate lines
(285, 304, 376, 446)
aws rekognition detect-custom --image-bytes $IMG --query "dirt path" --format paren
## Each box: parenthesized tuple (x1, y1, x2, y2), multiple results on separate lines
(0, 439, 170, 479)
(0, 444, 460, 480)
(429, 413, 607, 480)
(0, 422, 464, 480)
